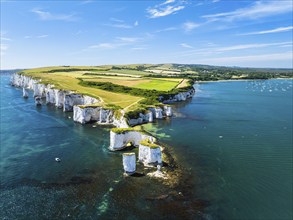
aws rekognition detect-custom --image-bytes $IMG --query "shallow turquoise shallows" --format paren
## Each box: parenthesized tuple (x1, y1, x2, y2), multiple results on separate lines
(1, 73, 292, 220)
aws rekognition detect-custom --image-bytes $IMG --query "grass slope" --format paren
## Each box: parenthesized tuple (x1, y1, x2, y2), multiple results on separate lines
(19, 65, 196, 112)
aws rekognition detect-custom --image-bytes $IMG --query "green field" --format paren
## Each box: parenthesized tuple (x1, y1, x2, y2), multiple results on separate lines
(20, 65, 186, 110)
(134, 79, 180, 91)
(20, 63, 287, 114)
(83, 76, 181, 91)
(21, 71, 142, 109)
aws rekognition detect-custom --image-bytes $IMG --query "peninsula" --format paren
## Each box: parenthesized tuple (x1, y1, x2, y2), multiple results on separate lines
(11, 64, 196, 181)
(10, 63, 292, 179)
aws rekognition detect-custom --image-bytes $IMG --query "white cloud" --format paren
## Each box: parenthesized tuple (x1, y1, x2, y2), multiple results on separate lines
(79, 0, 93, 5)
(161, 0, 176, 5)
(155, 27, 178, 33)
(131, 47, 147, 50)
(31, 8, 78, 21)
(110, 18, 124, 23)
(183, 22, 200, 31)
(147, 5, 185, 18)
(89, 43, 118, 49)
(36, 35, 49, 38)
(116, 37, 140, 43)
(174, 41, 292, 57)
(197, 52, 293, 67)
(0, 32, 12, 41)
(104, 18, 138, 29)
(104, 23, 132, 29)
(212, 0, 220, 3)
(1, 37, 12, 41)
(180, 43, 193, 48)
(239, 26, 293, 36)
(0, 32, 11, 56)
(216, 42, 292, 52)
(88, 33, 152, 51)
(202, 1, 293, 21)
(1, 44, 8, 56)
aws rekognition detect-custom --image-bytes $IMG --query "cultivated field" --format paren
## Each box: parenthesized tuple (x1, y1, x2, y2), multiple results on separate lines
(20, 65, 187, 110)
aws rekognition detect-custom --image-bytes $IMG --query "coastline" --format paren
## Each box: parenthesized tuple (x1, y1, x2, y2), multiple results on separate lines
(195, 77, 293, 83)
(8, 71, 206, 215)
(10, 72, 195, 185)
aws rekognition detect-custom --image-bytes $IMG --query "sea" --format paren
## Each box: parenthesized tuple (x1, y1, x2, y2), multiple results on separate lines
(1, 71, 292, 220)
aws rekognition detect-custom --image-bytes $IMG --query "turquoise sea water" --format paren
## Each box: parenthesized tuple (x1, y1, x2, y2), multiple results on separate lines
(144, 79, 293, 220)
(0, 73, 198, 220)
(1, 72, 292, 219)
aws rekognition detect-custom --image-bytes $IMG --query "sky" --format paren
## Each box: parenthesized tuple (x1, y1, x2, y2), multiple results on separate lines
(1, 0, 292, 69)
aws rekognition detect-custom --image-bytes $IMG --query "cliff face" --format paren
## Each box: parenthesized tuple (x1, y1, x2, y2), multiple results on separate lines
(11, 73, 100, 112)
(160, 87, 195, 103)
(127, 106, 173, 127)
(109, 131, 155, 151)
(122, 153, 136, 174)
(11, 73, 195, 128)
(73, 106, 115, 124)
(138, 145, 162, 166)
(22, 88, 29, 98)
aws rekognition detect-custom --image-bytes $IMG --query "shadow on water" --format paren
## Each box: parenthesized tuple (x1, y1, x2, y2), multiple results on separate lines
(129, 172, 145, 177)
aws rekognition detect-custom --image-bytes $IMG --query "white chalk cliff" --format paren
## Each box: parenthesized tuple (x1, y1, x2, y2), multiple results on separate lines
(122, 153, 136, 174)
(11, 72, 196, 178)
(11, 73, 194, 129)
(23, 88, 29, 98)
(11, 73, 100, 112)
(73, 105, 116, 124)
(109, 130, 155, 151)
(127, 106, 173, 127)
(138, 144, 162, 166)
(159, 87, 195, 103)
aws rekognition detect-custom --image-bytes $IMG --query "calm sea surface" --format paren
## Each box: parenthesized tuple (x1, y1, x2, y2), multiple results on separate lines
(1, 72, 292, 220)
(144, 79, 293, 220)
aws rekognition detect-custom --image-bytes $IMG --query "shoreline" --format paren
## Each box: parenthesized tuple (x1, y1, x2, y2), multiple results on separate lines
(10, 73, 194, 182)
(195, 77, 293, 83)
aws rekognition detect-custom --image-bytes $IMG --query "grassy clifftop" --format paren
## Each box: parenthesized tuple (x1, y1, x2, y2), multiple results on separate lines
(19, 65, 192, 112)
(20, 63, 289, 114)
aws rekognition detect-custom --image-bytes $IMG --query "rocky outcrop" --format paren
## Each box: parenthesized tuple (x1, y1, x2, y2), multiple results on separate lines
(113, 116, 129, 128)
(45, 88, 56, 104)
(139, 144, 162, 166)
(99, 108, 114, 124)
(160, 87, 195, 103)
(35, 97, 42, 106)
(149, 107, 163, 119)
(109, 130, 155, 151)
(11, 73, 194, 129)
(73, 105, 115, 124)
(55, 90, 66, 109)
(11, 73, 100, 111)
(128, 111, 153, 126)
(122, 153, 136, 174)
(127, 106, 172, 127)
(73, 106, 99, 124)
(64, 94, 84, 111)
(163, 106, 172, 117)
(23, 88, 28, 98)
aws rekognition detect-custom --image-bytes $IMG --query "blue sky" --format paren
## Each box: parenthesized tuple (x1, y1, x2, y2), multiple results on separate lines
(1, 0, 292, 69)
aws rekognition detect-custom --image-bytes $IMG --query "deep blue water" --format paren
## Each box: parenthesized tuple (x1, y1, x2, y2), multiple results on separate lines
(1, 73, 292, 220)
(144, 79, 293, 220)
